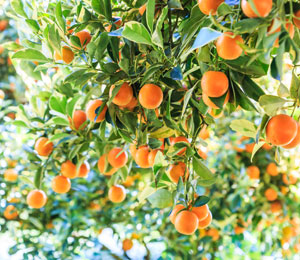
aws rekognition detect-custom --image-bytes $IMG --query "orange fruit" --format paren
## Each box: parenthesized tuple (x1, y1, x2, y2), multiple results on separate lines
(4, 205, 18, 220)
(170, 136, 189, 155)
(122, 239, 133, 251)
(266, 115, 298, 146)
(283, 226, 293, 239)
(268, 19, 294, 47)
(139, 4, 146, 15)
(69, 110, 87, 130)
(0, 20, 8, 31)
(262, 142, 272, 150)
(201, 71, 229, 98)
(191, 204, 209, 221)
(4, 169, 18, 182)
(293, 10, 300, 29)
(202, 92, 229, 109)
(169, 162, 189, 183)
(199, 126, 209, 140)
(123, 176, 134, 187)
(108, 185, 126, 203)
(198, 148, 207, 160)
(245, 142, 255, 153)
(241, 0, 272, 18)
(207, 228, 220, 241)
(234, 226, 245, 235)
(169, 204, 185, 224)
(27, 189, 47, 208)
(0, 89, 5, 99)
(282, 174, 297, 185)
(108, 148, 128, 168)
(120, 97, 138, 111)
(280, 186, 289, 195)
(266, 162, 278, 176)
(198, 0, 224, 15)
(72, 31, 91, 49)
(61, 160, 77, 179)
(135, 146, 151, 168)
(198, 211, 212, 229)
(51, 175, 71, 194)
(129, 144, 138, 159)
(246, 165, 260, 180)
(34, 137, 54, 157)
(216, 32, 244, 60)
(97, 154, 118, 176)
(148, 149, 159, 167)
(174, 210, 199, 235)
(265, 188, 278, 201)
(78, 161, 90, 178)
(66, 20, 73, 34)
(109, 82, 133, 106)
(0, 45, 4, 55)
(104, 17, 122, 32)
(54, 46, 74, 64)
(86, 100, 107, 123)
(283, 123, 300, 149)
(139, 84, 163, 109)
(270, 201, 282, 213)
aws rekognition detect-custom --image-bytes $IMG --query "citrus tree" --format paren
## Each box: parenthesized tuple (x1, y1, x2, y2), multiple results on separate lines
(1, 0, 300, 259)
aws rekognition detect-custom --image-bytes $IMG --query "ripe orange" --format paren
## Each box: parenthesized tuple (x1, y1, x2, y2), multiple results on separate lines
(27, 189, 47, 208)
(148, 149, 159, 167)
(234, 226, 245, 235)
(280, 186, 289, 195)
(174, 210, 199, 235)
(86, 100, 107, 123)
(216, 32, 244, 60)
(123, 176, 134, 187)
(0, 20, 8, 31)
(4, 205, 18, 220)
(108, 148, 128, 168)
(266, 162, 278, 176)
(199, 126, 209, 140)
(241, 0, 272, 18)
(78, 161, 90, 178)
(191, 204, 209, 221)
(169, 204, 185, 224)
(282, 174, 297, 185)
(245, 142, 255, 153)
(202, 92, 229, 109)
(283, 123, 300, 149)
(73, 31, 91, 49)
(201, 71, 229, 98)
(139, 4, 146, 16)
(207, 228, 220, 241)
(69, 110, 87, 130)
(198, 211, 212, 229)
(266, 115, 298, 146)
(265, 188, 278, 201)
(120, 97, 138, 111)
(34, 137, 54, 157)
(4, 169, 18, 182)
(270, 201, 282, 213)
(97, 154, 118, 176)
(122, 239, 133, 251)
(246, 165, 260, 180)
(169, 162, 189, 183)
(108, 185, 126, 203)
(198, 148, 208, 160)
(104, 17, 122, 32)
(0, 45, 4, 55)
(198, 0, 224, 15)
(169, 136, 189, 155)
(139, 84, 163, 109)
(54, 46, 74, 64)
(51, 175, 71, 194)
(135, 146, 151, 168)
(66, 20, 73, 34)
(110, 83, 133, 106)
(61, 160, 77, 179)
(129, 144, 137, 159)
(293, 10, 300, 29)
(268, 19, 294, 47)
(283, 226, 293, 239)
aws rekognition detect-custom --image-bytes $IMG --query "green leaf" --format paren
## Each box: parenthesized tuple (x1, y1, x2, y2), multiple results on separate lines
(193, 196, 210, 207)
(49, 96, 66, 114)
(149, 125, 176, 138)
(1, 41, 23, 51)
(34, 168, 43, 189)
(277, 83, 290, 98)
(146, 0, 155, 33)
(251, 141, 265, 161)
(258, 95, 287, 116)
(46, 117, 69, 126)
(230, 119, 257, 138)
(12, 49, 49, 62)
(66, 95, 82, 117)
(138, 186, 156, 202)
(181, 87, 194, 117)
(11, 0, 28, 18)
(192, 157, 215, 184)
(25, 19, 40, 33)
(56, 2, 66, 33)
(152, 6, 168, 48)
(168, 0, 183, 9)
(290, 69, 300, 99)
(122, 21, 153, 46)
(147, 189, 173, 208)
(234, 18, 263, 34)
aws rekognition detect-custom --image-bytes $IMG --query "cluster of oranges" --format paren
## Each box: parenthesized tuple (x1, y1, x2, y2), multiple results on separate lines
(169, 203, 212, 235)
